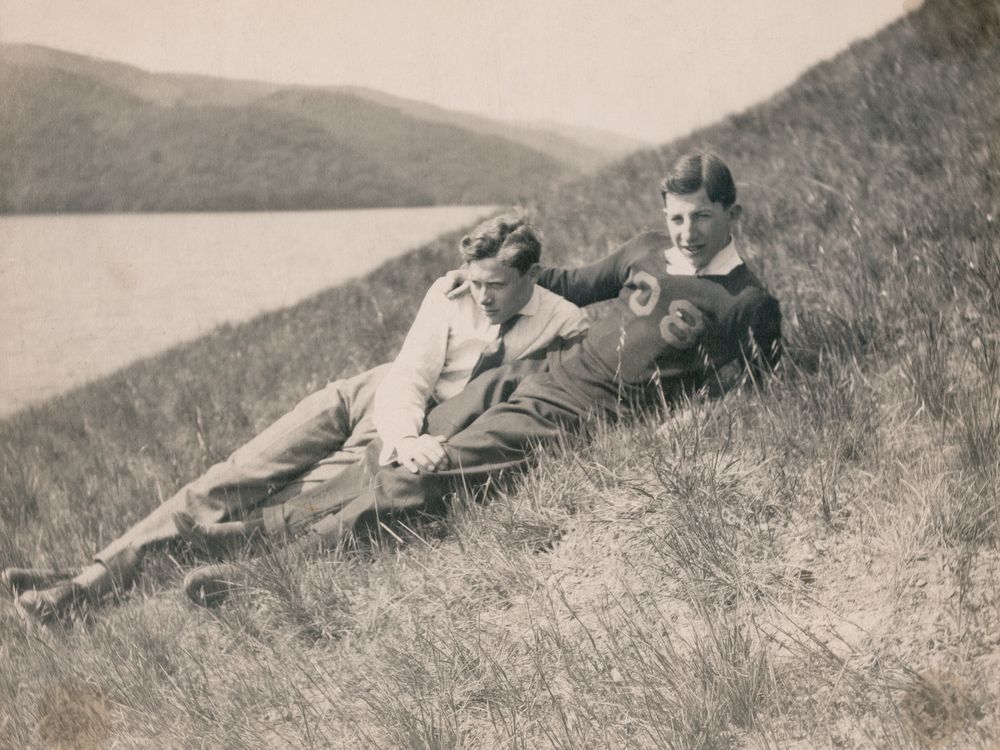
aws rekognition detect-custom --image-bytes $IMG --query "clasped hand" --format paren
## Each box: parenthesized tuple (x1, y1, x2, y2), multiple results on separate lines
(395, 434, 450, 474)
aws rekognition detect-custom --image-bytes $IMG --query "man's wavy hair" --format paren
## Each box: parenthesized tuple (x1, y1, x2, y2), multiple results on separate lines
(459, 212, 542, 274)
(659, 151, 737, 209)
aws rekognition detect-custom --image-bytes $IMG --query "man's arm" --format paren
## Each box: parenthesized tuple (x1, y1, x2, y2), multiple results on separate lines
(446, 237, 649, 307)
(533, 238, 645, 306)
(706, 292, 782, 396)
(739, 293, 783, 383)
(372, 281, 453, 472)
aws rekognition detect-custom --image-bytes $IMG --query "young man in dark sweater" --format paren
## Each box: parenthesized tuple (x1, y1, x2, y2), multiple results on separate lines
(183, 150, 783, 605)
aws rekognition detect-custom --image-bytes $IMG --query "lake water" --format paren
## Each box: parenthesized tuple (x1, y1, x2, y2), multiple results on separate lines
(0, 206, 494, 416)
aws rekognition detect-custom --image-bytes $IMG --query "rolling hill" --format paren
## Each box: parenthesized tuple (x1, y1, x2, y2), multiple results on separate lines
(1, 0, 998, 746)
(0, 44, 642, 213)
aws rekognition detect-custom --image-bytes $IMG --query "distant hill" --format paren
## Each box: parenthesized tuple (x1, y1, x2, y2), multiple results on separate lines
(0, 64, 430, 212)
(336, 87, 648, 172)
(517, 119, 651, 161)
(2, 3, 998, 747)
(0, 45, 640, 213)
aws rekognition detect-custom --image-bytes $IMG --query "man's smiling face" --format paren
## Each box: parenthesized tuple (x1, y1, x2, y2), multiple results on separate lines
(663, 187, 740, 270)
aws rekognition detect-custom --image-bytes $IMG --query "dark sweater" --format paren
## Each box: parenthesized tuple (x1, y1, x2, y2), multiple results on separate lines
(535, 232, 782, 413)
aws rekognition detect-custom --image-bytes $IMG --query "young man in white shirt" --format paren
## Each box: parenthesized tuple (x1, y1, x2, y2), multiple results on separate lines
(179, 216, 590, 547)
(9, 213, 588, 623)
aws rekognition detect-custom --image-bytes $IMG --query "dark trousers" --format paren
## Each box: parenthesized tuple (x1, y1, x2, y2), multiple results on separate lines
(294, 364, 594, 546)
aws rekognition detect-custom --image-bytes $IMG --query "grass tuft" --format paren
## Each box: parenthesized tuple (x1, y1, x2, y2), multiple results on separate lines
(2, 1, 999, 746)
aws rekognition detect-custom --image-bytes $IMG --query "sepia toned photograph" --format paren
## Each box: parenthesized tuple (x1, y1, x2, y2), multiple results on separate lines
(1, 0, 997, 746)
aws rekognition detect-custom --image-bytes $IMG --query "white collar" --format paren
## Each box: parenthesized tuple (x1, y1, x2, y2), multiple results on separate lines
(663, 238, 744, 276)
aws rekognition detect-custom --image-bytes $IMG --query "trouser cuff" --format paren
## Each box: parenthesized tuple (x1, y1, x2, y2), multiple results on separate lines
(93, 544, 141, 585)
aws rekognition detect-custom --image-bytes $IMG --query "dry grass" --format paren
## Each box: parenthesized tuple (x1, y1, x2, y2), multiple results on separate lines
(2, 1, 1000, 747)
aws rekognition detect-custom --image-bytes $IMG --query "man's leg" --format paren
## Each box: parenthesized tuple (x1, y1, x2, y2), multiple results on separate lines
(176, 449, 378, 555)
(183, 372, 583, 606)
(174, 402, 381, 554)
(185, 357, 548, 547)
(181, 457, 380, 606)
(309, 374, 588, 548)
(97, 363, 390, 560)
(423, 358, 549, 437)
(263, 357, 549, 535)
(14, 364, 389, 622)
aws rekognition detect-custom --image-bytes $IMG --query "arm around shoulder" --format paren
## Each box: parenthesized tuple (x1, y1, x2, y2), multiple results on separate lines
(534, 236, 648, 306)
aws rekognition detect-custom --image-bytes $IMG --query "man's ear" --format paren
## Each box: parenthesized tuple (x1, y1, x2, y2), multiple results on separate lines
(526, 263, 541, 280)
(727, 204, 743, 222)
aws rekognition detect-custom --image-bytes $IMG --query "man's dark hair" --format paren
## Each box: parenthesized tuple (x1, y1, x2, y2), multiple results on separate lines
(459, 212, 541, 274)
(659, 152, 737, 208)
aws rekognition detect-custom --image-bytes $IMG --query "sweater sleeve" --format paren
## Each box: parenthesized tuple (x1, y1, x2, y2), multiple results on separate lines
(750, 294, 782, 377)
(534, 240, 639, 306)
(733, 290, 783, 384)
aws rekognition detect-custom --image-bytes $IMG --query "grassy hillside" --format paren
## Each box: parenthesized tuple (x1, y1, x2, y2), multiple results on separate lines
(0, 48, 575, 212)
(1, 1, 999, 747)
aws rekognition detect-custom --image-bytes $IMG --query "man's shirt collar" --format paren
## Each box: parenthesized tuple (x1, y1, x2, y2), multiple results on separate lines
(663, 239, 743, 276)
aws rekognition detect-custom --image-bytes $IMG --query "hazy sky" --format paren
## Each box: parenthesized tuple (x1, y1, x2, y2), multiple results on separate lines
(1, 0, 908, 143)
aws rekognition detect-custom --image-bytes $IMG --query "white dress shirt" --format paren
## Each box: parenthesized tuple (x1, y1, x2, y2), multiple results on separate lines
(663, 238, 744, 276)
(374, 278, 589, 463)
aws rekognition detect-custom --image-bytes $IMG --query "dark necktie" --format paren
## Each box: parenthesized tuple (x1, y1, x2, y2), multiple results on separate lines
(469, 315, 518, 380)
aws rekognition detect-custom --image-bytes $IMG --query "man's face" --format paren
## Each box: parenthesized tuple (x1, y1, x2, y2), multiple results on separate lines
(663, 187, 740, 270)
(466, 256, 535, 325)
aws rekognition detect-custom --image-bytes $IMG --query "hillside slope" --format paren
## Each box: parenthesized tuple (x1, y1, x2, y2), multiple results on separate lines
(0, 43, 641, 171)
(0, 64, 429, 211)
(1, 1, 998, 747)
(0, 45, 595, 212)
(339, 85, 649, 172)
(259, 88, 579, 205)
